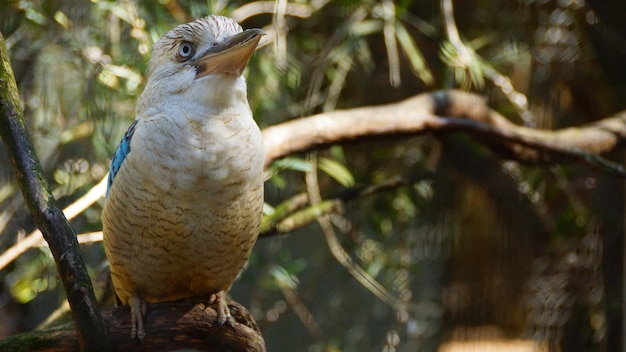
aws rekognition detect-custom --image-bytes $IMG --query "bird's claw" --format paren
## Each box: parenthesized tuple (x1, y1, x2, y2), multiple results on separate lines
(210, 292, 235, 326)
(129, 297, 148, 339)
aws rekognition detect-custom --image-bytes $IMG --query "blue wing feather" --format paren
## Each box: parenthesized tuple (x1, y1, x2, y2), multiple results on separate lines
(107, 119, 139, 197)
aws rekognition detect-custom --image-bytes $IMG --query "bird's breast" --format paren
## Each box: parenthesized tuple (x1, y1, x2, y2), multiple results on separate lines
(103, 106, 265, 302)
(134, 109, 264, 197)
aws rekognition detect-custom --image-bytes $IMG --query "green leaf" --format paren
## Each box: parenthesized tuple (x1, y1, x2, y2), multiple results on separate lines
(329, 145, 347, 163)
(395, 22, 434, 85)
(270, 265, 300, 289)
(350, 19, 384, 37)
(271, 157, 314, 173)
(319, 157, 355, 187)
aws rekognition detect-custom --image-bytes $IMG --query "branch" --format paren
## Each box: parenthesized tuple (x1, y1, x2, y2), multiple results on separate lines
(260, 174, 431, 237)
(0, 298, 265, 352)
(0, 33, 109, 351)
(262, 90, 626, 176)
(0, 176, 107, 271)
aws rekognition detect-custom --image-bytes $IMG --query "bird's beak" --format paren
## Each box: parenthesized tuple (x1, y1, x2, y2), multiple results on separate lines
(194, 28, 264, 78)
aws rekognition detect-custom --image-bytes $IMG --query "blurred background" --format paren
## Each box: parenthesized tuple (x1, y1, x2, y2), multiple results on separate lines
(1, 0, 626, 351)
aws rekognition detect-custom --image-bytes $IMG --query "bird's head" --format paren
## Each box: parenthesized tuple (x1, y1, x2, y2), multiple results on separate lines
(138, 15, 263, 112)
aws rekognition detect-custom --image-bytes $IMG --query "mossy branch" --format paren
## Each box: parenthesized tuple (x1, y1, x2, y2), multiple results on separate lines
(0, 33, 110, 351)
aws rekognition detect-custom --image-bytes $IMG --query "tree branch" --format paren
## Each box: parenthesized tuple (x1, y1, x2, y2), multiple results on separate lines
(262, 90, 626, 176)
(0, 33, 109, 351)
(0, 298, 265, 352)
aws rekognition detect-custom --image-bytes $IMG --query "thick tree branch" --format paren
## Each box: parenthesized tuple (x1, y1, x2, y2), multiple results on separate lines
(0, 33, 109, 351)
(262, 90, 626, 176)
(0, 298, 265, 352)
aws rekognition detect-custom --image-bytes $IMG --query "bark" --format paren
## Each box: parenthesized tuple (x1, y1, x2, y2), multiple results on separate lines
(0, 33, 109, 351)
(0, 298, 265, 352)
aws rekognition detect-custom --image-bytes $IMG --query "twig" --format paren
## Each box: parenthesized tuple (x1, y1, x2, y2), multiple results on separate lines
(0, 176, 107, 271)
(279, 285, 323, 339)
(441, 0, 533, 125)
(261, 175, 431, 238)
(304, 154, 408, 312)
(231, 1, 326, 22)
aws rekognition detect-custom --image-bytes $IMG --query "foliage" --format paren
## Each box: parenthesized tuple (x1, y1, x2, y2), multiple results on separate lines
(1, 0, 625, 351)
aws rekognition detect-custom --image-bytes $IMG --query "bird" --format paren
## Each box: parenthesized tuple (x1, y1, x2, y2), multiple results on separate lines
(101, 15, 265, 339)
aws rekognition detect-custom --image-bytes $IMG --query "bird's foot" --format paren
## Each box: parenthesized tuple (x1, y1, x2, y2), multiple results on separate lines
(128, 296, 148, 339)
(209, 291, 235, 326)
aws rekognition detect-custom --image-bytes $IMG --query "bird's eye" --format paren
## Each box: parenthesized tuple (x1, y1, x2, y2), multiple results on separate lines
(178, 42, 195, 59)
